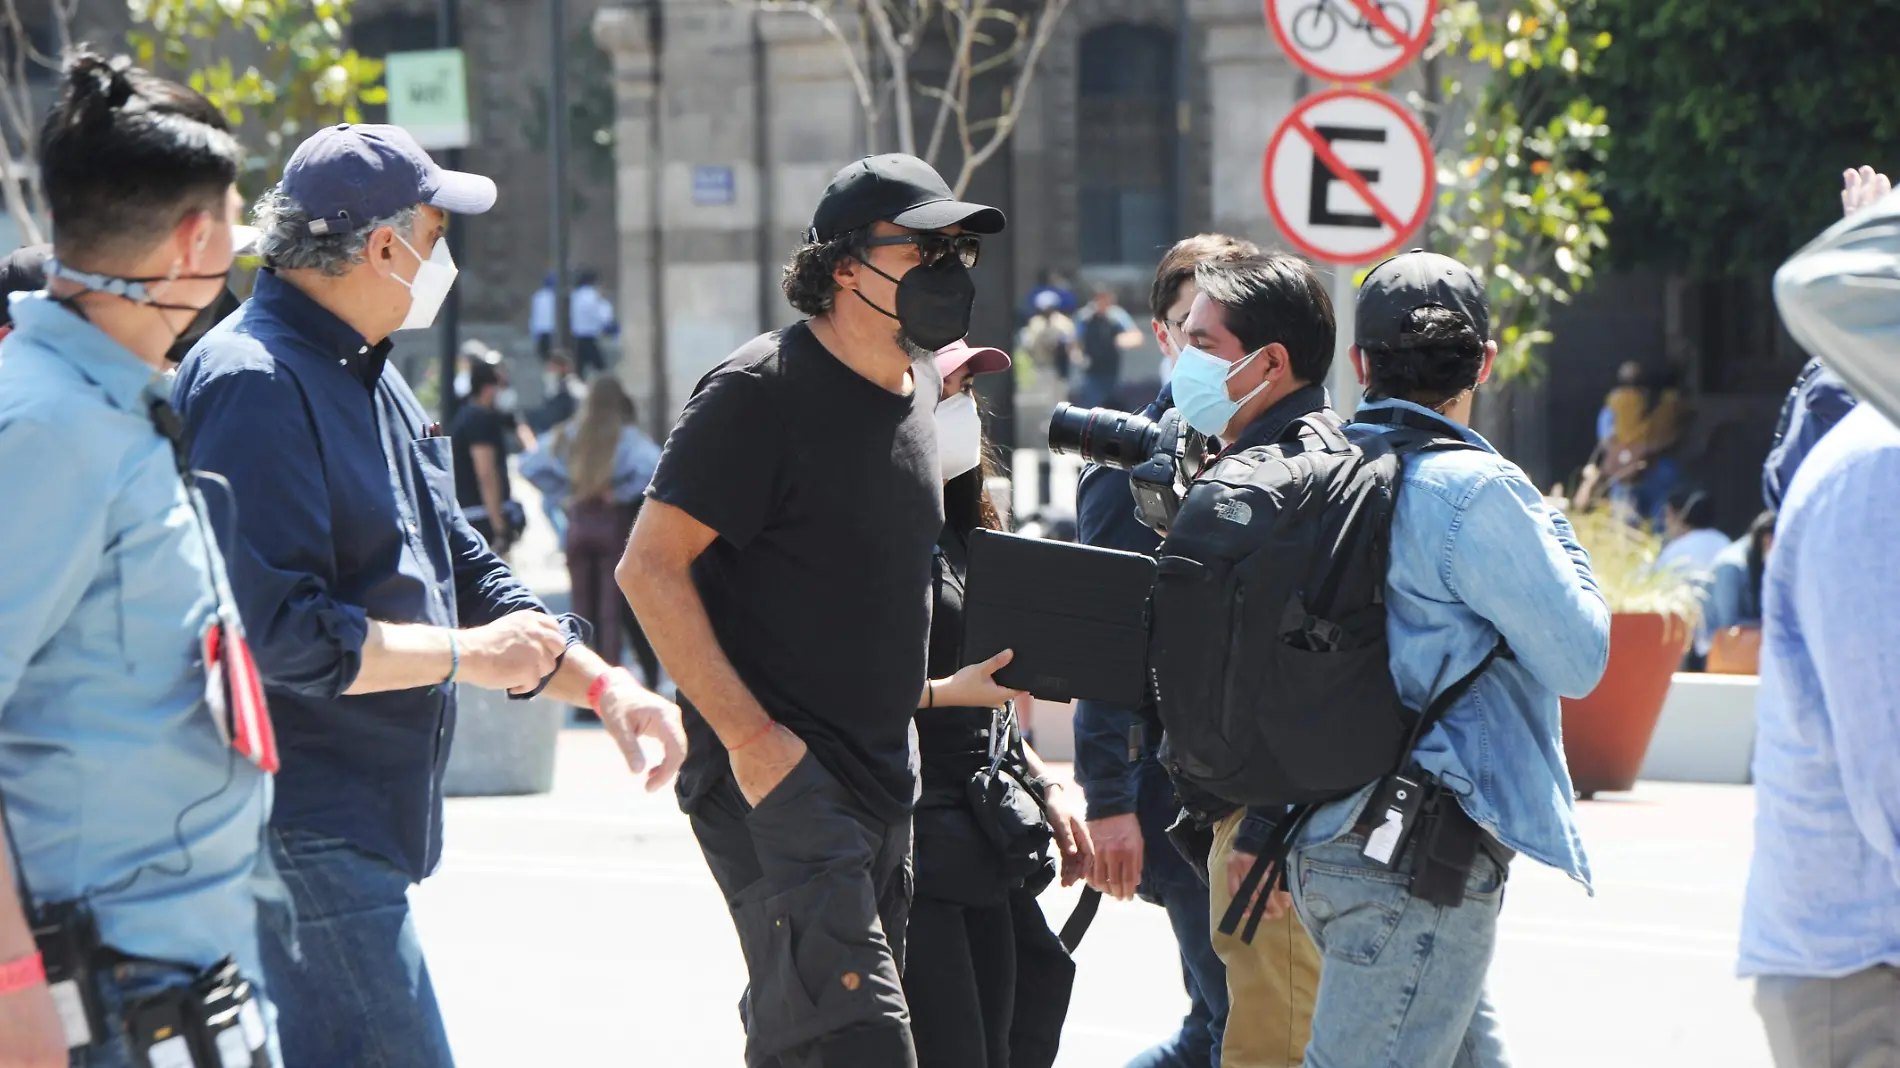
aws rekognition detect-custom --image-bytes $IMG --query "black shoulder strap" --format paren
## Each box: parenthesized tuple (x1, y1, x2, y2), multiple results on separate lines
(1292, 411, 1350, 452)
(1060, 886, 1102, 951)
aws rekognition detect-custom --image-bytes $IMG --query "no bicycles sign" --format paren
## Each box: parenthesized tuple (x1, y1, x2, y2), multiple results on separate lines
(1265, 0, 1436, 84)
(1262, 88, 1434, 264)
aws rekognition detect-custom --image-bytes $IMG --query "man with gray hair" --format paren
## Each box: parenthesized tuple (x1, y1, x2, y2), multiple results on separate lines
(172, 124, 686, 1068)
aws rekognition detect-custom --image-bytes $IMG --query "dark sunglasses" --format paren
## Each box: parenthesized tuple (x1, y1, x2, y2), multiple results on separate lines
(859, 232, 982, 269)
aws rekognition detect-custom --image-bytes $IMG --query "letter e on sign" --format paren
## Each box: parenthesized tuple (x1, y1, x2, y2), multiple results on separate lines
(1262, 88, 1434, 265)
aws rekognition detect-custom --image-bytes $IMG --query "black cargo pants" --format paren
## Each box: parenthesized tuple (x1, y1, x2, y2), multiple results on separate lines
(690, 752, 918, 1068)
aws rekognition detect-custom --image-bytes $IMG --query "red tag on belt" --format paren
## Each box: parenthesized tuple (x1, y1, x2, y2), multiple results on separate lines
(203, 616, 280, 774)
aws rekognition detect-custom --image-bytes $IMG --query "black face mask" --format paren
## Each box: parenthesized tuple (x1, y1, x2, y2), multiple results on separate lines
(854, 257, 977, 352)
(165, 285, 241, 364)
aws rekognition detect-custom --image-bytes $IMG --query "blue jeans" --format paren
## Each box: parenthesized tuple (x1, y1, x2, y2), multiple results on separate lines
(261, 829, 455, 1068)
(72, 959, 282, 1068)
(1126, 760, 1227, 1068)
(1288, 831, 1510, 1068)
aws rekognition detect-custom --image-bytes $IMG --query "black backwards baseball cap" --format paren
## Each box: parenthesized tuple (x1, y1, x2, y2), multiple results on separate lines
(1356, 249, 1489, 350)
(807, 154, 1006, 243)
(281, 123, 496, 236)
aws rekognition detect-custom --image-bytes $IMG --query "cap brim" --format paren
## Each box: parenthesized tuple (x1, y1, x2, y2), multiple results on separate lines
(936, 343, 1012, 379)
(428, 169, 498, 215)
(890, 199, 1006, 235)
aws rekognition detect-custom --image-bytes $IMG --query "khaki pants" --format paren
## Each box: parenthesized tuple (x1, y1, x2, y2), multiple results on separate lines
(1208, 809, 1322, 1068)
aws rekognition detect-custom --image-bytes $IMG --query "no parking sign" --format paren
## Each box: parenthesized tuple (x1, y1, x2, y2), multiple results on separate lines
(1263, 88, 1434, 265)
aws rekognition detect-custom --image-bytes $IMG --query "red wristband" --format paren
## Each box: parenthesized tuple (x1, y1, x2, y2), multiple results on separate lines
(729, 718, 778, 752)
(0, 951, 44, 995)
(587, 666, 635, 712)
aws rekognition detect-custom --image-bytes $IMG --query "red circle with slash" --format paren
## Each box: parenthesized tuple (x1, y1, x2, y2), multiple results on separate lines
(1265, 0, 1437, 85)
(1262, 87, 1435, 265)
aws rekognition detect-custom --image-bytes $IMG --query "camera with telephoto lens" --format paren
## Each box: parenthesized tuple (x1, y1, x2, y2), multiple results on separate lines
(1047, 402, 1210, 533)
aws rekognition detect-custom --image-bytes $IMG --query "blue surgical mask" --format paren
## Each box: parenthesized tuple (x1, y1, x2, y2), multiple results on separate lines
(1171, 344, 1271, 436)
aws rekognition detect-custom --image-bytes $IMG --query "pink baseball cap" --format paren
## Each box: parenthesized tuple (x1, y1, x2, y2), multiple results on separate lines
(934, 338, 1011, 380)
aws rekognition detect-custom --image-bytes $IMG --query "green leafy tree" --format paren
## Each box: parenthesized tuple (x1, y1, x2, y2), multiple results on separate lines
(1581, 0, 1900, 276)
(127, 0, 388, 194)
(1420, 0, 1611, 381)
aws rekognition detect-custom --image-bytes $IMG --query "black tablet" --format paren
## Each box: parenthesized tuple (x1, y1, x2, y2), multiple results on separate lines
(961, 528, 1158, 706)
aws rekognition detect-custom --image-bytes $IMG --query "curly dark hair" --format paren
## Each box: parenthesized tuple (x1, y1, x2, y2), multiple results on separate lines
(1361, 305, 1486, 408)
(781, 225, 873, 317)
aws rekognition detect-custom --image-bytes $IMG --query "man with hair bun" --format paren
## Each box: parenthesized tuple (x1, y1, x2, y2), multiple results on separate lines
(1280, 250, 1609, 1066)
(0, 51, 278, 1066)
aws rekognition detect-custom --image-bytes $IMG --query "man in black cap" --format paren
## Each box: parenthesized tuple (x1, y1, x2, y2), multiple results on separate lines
(173, 124, 686, 1068)
(620, 153, 1003, 1067)
(1278, 250, 1608, 1067)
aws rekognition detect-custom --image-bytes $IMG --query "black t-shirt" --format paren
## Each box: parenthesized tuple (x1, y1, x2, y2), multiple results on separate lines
(650, 322, 944, 819)
(449, 404, 515, 513)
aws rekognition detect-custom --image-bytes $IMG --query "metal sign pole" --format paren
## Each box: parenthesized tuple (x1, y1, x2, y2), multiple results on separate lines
(1329, 263, 1361, 415)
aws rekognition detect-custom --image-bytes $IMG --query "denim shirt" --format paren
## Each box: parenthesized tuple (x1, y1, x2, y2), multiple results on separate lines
(173, 271, 556, 880)
(0, 294, 270, 976)
(1295, 398, 1610, 887)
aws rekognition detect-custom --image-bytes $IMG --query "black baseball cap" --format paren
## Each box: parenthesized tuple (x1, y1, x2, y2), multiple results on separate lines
(281, 123, 496, 235)
(808, 154, 1005, 242)
(1356, 249, 1489, 350)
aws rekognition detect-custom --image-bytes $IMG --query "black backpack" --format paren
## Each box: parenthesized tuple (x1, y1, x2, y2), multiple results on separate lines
(1150, 406, 1503, 810)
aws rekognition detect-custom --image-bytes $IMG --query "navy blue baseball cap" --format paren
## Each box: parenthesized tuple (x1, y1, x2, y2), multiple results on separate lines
(281, 123, 496, 235)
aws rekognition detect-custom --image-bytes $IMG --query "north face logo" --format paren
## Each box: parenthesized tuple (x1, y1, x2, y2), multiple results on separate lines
(1214, 499, 1253, 526)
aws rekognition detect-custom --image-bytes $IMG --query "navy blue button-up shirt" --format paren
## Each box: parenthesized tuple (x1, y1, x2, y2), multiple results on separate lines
(173, 270, 552, 880)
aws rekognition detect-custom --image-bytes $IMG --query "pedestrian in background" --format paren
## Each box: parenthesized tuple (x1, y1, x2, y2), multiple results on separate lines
(174, 122, 685, 1068)
(0, 51, 279, 1067)
(450, 353, 527, 556)
(1742, 156, 1900, 1068)
(523, 375, 664, 692)
(531, 267, 619, 376)
(1072, 284, 1145, 408)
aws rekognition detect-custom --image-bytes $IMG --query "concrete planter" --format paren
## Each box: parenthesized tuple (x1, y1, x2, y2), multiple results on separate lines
(441, 683, 565, 797)
(1561, 612, 1690, 798)
(1639, 673, 1758, 785)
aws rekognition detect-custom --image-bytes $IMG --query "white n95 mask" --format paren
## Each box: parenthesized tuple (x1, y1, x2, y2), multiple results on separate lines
(936, 391, 983, 482)
(394, 233, 458, 332)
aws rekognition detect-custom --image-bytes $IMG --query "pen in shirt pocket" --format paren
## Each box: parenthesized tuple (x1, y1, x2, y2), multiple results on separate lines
(424, 422, 445, 438)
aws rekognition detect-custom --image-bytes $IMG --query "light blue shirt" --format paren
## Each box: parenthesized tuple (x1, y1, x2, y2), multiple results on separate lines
(1739, 404, 1900, 978)
(1297, 398, 1611, 887)
(0, 294, 270, 976)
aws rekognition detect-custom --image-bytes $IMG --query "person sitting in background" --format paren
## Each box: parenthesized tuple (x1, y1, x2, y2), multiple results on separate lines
(522, 376, 664, 693)
(1700, 510, 1774, 674)
(1656, 489, 1729, 576)
(1596, 360, 1649, 490)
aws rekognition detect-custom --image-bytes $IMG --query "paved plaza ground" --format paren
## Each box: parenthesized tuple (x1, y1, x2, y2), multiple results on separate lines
(414, 729, 1771, 1067)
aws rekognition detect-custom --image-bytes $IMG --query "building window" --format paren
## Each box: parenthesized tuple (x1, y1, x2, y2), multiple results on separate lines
(1077, 24, 1179, 266)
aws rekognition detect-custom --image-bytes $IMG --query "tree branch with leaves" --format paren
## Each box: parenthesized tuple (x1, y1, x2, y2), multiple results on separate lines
(127, 0, 387, 196)
(741, 0, 1069, 198)
(1418, 0, 1611, 382)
